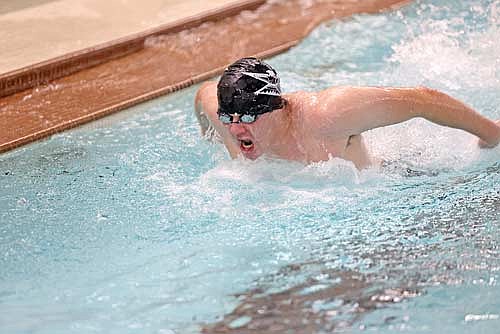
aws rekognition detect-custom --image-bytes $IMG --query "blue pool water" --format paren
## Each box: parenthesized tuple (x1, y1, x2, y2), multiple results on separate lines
(1, 0, 499, 333)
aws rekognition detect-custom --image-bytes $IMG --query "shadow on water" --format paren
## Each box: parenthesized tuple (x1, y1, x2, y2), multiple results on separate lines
(202, 165, 500, 333)
(202, 266, 420, 333)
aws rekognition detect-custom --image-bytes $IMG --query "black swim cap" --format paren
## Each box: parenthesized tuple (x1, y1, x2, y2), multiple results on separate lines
(217, 57, 284, 116)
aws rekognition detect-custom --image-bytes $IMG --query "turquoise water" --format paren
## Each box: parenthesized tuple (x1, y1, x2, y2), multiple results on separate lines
(1, 0, 499, 333)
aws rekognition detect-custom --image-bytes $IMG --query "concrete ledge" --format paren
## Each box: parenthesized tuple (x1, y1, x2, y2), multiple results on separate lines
(0, 0, 266, 98)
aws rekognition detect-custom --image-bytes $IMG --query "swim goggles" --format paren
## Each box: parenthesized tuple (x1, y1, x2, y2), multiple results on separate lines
(218, 112, 259, 124)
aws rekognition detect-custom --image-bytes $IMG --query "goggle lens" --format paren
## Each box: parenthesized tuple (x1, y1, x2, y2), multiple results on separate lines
(218, 113, 258, 124)
(240, 114, 257, 123)
(219, 114, 232, 124)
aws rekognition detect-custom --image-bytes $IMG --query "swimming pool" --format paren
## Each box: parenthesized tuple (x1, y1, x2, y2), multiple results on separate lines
(1, 0, 499, 332)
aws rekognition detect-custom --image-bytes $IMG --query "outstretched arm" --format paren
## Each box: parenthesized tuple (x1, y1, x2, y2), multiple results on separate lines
(194, 81, 241, 158)
(194, 82, 216, 137)
(320, 86, 500, 148)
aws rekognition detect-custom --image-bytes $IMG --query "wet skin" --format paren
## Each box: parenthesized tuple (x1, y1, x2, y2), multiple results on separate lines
(195, 81, 500, 169)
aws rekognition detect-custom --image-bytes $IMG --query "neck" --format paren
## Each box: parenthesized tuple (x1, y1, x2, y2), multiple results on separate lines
(264, 101, 304, 160)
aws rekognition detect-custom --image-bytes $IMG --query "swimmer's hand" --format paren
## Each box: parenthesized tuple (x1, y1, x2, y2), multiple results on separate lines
(478, 120, 500, 148)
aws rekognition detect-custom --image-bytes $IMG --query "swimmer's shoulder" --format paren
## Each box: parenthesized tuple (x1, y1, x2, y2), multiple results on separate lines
(195, 81, 218, 117)
(196, 81, 217, 102)
(284, 90, 317, 108)
(286, 86, 351, 106)
(318, 85, 354, 99)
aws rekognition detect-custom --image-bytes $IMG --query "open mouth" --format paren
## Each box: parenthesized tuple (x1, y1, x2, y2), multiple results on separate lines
(240, 139, 254, 151)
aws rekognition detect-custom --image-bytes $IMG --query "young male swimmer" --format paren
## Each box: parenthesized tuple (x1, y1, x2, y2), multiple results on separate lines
(195, 57, 500, 169)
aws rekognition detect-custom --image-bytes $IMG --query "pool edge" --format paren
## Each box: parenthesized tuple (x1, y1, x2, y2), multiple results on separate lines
(0, 0, 411, 154)
(0, 0, 267, 99)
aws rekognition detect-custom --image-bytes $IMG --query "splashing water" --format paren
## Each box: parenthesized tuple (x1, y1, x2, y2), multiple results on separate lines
(1, 0, 499, 333)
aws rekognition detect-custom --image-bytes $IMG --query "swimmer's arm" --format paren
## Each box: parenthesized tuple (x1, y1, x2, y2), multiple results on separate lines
(194, 82, 241, 158)
(195, 96, 211, 138)
(322, 86, 500, 148)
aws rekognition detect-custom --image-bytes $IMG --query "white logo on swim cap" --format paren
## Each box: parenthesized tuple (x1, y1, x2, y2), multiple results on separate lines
(242, 70, 281, 97)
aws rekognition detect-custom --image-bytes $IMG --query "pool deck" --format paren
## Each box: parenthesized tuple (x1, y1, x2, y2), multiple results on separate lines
(0, 0, 409, 153)
(0, 0, 254, 74)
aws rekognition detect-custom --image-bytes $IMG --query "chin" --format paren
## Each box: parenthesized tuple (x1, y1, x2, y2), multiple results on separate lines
(241, 150, 261, 160)
(240, 147, 261, 160)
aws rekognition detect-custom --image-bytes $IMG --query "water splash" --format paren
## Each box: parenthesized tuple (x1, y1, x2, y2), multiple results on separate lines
(389, 2, 500, 91)
(1, 1, 500, 334)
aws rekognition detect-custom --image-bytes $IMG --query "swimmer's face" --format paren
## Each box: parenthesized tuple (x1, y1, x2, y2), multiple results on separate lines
(224, 112, 276, 160)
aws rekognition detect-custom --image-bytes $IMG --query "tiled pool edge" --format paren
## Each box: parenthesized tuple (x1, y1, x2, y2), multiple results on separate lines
(0, 0, 410, 154)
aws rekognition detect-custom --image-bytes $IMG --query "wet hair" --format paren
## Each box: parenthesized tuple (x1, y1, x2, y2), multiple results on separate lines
(217, 57, 285, 116)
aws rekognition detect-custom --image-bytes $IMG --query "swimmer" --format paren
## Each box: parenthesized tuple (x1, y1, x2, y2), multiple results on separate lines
(195, 57, 500, 169)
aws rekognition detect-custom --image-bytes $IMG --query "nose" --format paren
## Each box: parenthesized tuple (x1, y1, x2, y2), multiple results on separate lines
(227, 122, 246, 136)
(230, 114, 241, 123)
(224, 114, 246, 135)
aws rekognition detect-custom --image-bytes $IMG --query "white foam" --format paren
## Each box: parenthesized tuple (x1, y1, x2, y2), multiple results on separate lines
(464, 313, 499, 322)
(364, 119, 481, 171)
(390, 3, 500, 91)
